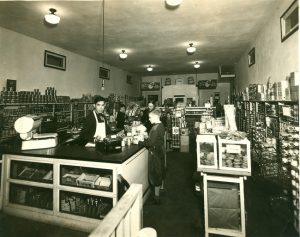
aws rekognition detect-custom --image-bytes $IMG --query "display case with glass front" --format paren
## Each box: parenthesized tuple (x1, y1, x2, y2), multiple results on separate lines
(60, 190, 112, 220)
(196, 135, 218, 171)
(2, 154, 118, 229)
(10, 160, 53, 184)
(218, 137, 251, 175)
(60, 165, 113, 192)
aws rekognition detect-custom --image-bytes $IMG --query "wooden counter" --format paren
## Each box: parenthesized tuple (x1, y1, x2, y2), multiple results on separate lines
(0, 140, 149, 232)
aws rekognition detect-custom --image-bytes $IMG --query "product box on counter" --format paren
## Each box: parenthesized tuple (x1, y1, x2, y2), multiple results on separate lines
(218, 137, 251, 175)
(76, 173, 99, 188)
(196, 135, 218, 171)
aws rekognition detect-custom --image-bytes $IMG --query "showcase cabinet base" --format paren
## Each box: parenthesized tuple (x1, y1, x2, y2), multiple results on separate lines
(4, 204, 99, 232)
(203, 174, 246, 237)
(1, 147, 149, 232)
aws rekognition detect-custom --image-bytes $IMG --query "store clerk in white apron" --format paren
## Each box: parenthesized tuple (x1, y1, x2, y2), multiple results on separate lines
(78, 96, 110, 145)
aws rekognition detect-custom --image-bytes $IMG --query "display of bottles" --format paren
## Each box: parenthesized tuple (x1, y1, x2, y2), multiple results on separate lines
(9, 183, 53, 210)
(60, 191, 112, 219)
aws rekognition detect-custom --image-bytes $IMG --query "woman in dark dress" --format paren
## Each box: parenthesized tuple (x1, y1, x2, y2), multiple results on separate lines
(143, 109, 166, 204)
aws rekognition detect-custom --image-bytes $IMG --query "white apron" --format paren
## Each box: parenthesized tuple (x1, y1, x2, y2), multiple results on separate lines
(93, 111, 106, 140)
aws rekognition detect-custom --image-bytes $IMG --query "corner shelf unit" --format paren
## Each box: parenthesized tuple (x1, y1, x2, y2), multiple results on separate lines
(2, 154, 118, 232)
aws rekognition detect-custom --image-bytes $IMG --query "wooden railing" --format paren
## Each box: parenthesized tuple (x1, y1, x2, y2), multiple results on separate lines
(89, 183, 143, 237)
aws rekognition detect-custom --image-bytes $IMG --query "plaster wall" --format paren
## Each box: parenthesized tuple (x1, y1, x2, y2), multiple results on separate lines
(142, 73, 231, 106)
(235, 0, 298, 92)
(0, 27, 140, 99)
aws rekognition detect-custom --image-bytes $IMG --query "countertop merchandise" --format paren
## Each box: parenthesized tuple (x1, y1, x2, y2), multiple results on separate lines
(0, 136, 144, 164)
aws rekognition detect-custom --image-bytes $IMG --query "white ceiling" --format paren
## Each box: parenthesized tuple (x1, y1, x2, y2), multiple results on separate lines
(0, 0, 281, 76)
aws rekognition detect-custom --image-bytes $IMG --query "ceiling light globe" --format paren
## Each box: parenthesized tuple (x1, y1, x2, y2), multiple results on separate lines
(147, 66, 153, 72)
(194, 63, 200, 69)
(45, 9, 60, 24)
(187, 43, 196, 54)
(165, 0, 183, 7)
(119, 50, 127, 59)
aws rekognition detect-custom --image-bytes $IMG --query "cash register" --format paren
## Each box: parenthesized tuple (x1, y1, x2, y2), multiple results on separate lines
(14, 115, 58, 150)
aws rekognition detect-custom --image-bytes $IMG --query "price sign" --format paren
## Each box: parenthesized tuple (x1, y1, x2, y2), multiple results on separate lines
(226, 144, 241, 154)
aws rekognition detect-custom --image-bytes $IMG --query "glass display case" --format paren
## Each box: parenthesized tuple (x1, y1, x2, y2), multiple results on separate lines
(60, 190, 112, 219)
(4, 155, 117, 224)
(60, 165, 113, 192)
(218, 137, 251, 175)
(9, 183, 53, 210)
(10, 160, 53, 184)
(197, 135, 218, 171)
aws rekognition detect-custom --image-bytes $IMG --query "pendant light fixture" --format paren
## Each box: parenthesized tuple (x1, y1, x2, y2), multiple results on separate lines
(147, 65, 153, 72)
(119, 50, 127, 60)
(186, 43, 196, 55)
(194, 61, 200, 69)
(101, 80, 105, 91)
(100, 0, 105, 91)
(165, 0, 183, 7)
(45, 8, 60, 25)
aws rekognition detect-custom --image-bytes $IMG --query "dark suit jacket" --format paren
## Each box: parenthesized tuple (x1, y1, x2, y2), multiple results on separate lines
(78, 111, 110, 145)
(116, 111, 126, 129)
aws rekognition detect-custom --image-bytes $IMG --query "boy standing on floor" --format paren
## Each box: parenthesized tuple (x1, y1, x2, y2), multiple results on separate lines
(143, 109, 166, 205)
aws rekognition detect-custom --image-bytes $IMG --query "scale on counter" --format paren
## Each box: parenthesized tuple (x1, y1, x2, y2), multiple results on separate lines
(14, 115, 58, 150)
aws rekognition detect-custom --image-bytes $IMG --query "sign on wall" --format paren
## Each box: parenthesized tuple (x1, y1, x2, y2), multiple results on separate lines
(165, 78, 171, 86)
(141, 82, 161, 91)
(197, 80, 218, 89)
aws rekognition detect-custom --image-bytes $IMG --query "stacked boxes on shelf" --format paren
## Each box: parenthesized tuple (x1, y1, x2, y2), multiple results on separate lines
(236, 98, 299, 233)
(171, 108, 185, 149)
(279, 109, 299, 232)
(289, 72, 299, 101)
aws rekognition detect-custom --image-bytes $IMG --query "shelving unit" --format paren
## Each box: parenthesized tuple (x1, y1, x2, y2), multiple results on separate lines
(0, 102, 96, 141)
(2, 154, 118, 232)
(185, 107, 216, 133)
(0, 103, 71, 140)
(0, 157, 3, 210)
(71, 102, 94, 127)
(235, 100, 299, 233)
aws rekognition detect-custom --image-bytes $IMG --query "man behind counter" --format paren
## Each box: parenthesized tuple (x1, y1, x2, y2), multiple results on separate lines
(78, 96, 110, 145)
(141, 101, 155, 133)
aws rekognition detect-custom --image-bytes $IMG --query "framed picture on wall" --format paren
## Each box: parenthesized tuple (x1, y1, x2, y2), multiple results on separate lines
(99, 67, 110, 80)
(248, 48, 255, 67)
(127, 75, 132, 84)
(165, 77, 171, 86)
(197, 80, 217, 89)
(141, 82, 160, 91)
(44, 50, 66, 71)
(280, 0, 298, 42)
